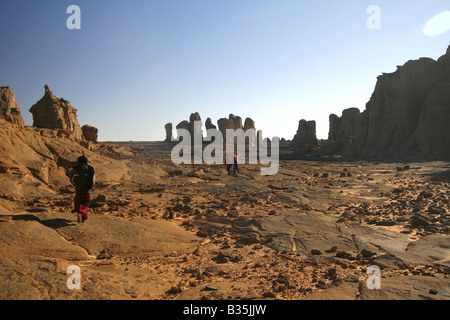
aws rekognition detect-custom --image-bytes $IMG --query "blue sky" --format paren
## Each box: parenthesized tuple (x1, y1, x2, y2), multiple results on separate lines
(1, 0, 449, 141)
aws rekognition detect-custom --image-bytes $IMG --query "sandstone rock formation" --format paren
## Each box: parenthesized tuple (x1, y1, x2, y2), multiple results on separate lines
(326, 45, 450, 159)
(0, 118, 137, 200)
(205, 118, 216, 130)
(243, 117, 256, 131)
(217, 117, 234, 137)
(326, 108, 362, 156)
(205, 118, 217, 140)
(291, 119, 318, 152)
(171, 113, 256, 145)
(0, 87, 24, 126)
(229, 114, 243, 130)
(175, 113, 203, 143)
(175, 120, 190, 132)
(164, 123, 173, 142)
(29, 85, 83, 140)
(189, 112, 202, 140)
(82, 125, 98, 142)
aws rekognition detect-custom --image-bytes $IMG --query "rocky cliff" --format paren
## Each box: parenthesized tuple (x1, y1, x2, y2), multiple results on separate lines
(0, 86, 24, 126)
(326, 45, 450, 159)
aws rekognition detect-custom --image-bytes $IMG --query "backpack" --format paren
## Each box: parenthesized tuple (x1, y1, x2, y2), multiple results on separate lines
(71, 164, 95, 194)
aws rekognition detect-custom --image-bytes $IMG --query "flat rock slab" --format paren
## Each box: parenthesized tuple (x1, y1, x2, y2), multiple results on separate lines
(217, 211, 449, 267)
(48, 212, 200, 257)
(403, 235, 450, 266)
(359, 275, 450, 300)
(0, 253, 172, 300)
(257, 212, 356, 253)
(301, 281, 360, 300)
(0, 211, 200, 259)
(0, 214, 89, 261)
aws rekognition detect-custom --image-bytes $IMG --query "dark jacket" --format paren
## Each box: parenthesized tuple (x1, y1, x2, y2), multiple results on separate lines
(70, 164, 95, 195)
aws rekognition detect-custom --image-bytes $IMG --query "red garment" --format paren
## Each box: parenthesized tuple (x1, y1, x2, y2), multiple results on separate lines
(73, 194, 91, 221)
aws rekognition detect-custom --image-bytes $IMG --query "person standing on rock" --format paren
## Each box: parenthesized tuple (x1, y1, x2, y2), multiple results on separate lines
(70, 156, 95, 223)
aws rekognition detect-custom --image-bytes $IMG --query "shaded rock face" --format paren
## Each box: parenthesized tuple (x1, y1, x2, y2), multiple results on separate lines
(327, 46, 450, 159)
(291, 119, 317, 152)
(164, 123, 173, 142)
(82, 125, 98, 142)
(326, 108, 363, 156)
(29, 85, 83, 140)
(0, 87, 24, 126)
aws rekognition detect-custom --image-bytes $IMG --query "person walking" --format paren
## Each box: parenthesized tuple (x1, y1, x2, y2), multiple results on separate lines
(70, 156, 95, 223)
(233, 153, 240, 174)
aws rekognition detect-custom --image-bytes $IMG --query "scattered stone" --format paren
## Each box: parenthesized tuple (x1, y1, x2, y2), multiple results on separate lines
(202, 284, 219, 291)
(167, 286, 182, 295)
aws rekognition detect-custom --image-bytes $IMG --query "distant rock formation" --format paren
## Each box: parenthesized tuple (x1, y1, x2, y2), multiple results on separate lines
(291, 119, 317, 152)
(174, 113, 203, 144)
(0, 86, 24, 126)
(326, 45, 450, 159)
(189, 112, 202, 139)
(82, 125, 98, 142)
(205, 118, 216, 130)
(164, 123, 173, 142)
(204, 118, 217, 140)
(176, 120, 190, 132)
(243, 117, 255, 131)
(217, 117, 234, 137)
(170, 113, 257, 145)
(229, 114, 243, 130)
(29, 85, 83, 140)
(326, 108, 362, 155)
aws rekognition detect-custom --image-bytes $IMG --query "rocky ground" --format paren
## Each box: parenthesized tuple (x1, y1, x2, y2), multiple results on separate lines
(0, 141, 449, 300)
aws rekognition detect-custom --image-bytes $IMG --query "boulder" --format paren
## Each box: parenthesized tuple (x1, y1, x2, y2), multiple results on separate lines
(82, 125, 98, 142)
(0, 87, 24, 126)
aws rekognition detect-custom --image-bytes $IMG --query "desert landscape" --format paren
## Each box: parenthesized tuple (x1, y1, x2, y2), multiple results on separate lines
(0, 47, 449, 302)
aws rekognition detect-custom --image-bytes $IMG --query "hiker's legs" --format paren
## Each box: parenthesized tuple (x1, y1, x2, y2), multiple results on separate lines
(74, 194, 91, 222)
(227, 166, 232, 175)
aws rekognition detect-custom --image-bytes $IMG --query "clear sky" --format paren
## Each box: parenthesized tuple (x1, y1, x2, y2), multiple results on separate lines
(1, 0, 449, 141)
